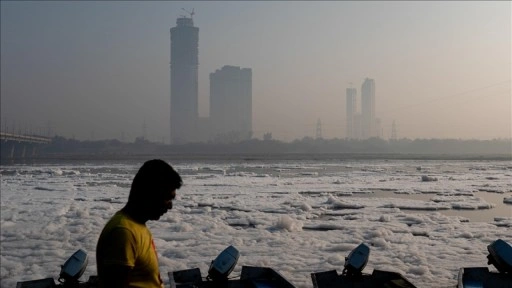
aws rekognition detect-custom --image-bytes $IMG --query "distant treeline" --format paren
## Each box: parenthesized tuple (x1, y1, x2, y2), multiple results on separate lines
(38, 136, 512, 160)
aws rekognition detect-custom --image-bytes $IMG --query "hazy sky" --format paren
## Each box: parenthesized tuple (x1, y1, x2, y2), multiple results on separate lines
(1, 1, 510, 142)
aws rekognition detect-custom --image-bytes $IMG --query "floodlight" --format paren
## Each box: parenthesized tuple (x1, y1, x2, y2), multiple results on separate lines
(58, 249, 88, 285)
(487, 239, 512, 274)
(207, 245, 240, 281)
(342, 243, 370, 276)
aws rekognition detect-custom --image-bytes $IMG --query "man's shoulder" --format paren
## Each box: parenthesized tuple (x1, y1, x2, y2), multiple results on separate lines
(110, 210, 130, 223)
(108, 211, 144, 229)
(101, 211, 149, 242)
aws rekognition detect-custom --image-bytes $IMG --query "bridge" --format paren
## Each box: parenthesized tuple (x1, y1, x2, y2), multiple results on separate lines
(1, 132, 52, 144)
(1, 132, 53, 160)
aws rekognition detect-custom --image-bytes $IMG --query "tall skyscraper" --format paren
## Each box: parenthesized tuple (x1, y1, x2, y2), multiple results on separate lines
(361, 78, 375, 139)
(346, 87, 357, 139)
(170, 16, 199, 144)
(209, 65, 252, 142)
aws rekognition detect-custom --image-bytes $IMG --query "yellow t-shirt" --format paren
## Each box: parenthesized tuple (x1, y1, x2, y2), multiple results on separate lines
(96, 211, 163, 288)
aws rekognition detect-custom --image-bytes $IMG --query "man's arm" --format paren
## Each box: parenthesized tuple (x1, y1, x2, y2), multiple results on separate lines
(97, 226, 137, 288)
(99, 264, 134, 288)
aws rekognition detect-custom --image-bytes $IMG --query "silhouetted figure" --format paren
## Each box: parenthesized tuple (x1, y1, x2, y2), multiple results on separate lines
(96, 159, 183, 288)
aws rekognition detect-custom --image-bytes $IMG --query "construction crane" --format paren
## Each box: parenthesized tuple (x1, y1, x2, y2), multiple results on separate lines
(182, 8, 195, 19)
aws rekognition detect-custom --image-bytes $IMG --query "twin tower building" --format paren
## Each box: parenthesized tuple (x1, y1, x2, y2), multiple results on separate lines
(170, 16, 252, 144)
(346, 78, 381, 140)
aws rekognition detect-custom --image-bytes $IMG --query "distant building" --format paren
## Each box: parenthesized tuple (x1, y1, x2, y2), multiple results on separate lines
(346, 87, 357, 139)
(209, 65, 252, 142)
(361, 78, 375, 139)
(170, 16, 199, 144)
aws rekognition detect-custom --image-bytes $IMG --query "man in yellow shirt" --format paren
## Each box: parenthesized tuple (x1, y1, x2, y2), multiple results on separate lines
(96, 159, 183, 288)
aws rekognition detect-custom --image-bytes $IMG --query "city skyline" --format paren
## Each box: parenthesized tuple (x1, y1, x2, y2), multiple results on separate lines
(1, 2, 510, 142)
(170, 13, 253, 144)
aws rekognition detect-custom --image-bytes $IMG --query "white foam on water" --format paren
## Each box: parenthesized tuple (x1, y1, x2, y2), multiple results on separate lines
(1, 159, 511, 288)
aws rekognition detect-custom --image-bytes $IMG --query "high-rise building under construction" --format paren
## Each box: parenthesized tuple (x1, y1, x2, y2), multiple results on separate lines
(170, 16, 199, 144)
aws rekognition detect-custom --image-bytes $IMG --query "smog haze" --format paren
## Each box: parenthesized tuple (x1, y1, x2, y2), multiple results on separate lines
(1, 1, 510, 142)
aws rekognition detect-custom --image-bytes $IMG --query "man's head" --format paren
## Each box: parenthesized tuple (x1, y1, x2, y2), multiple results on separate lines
(128, 159, 183, 221)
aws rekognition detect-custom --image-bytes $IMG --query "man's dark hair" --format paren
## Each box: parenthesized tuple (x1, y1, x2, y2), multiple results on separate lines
(128, 159, 182, 203)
